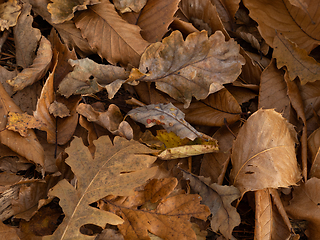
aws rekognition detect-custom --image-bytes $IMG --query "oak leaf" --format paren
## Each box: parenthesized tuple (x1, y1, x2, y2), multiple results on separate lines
(273, 32, 320, 84)
(74, 1, 149, 67)
(230, 109, 301, 196)
(181, 170, 240, 240)
(102, 177, 210, 240)
(128, 30, 245, 108)
(44, 136, 158, 240)
(127, 103, 203, 141)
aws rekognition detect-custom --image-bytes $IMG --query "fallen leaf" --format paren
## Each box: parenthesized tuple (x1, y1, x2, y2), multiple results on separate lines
(13, 2, 41, 68)
(286, 178, 320, 240)
(44, 136, 158, 239)
(6, 112, 44, 137)
(181, 170, 240, 239)
(243, 0, 320, 53)
(7, 36, 52, 91)
(0, 0, 21, 31)
(230, 109, 301, 196)
(48, 0, 100, 24)
(0, 221, 20, 240)
(114, 0, 147, 13)
(48, 101, 70, 118)
(77, 103, 133, 140)
(127, 103, 203, 140)
(307, 127, 320, 178)
(273, 32, 320, 85)
(74, 1, 149, 67)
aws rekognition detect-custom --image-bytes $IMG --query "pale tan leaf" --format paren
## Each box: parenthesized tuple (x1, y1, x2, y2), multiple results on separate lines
(0, 221, 20, 240)
(44, 136, 158, 240)
(243, 0, 320, 53)
(286, 178, 320, 240)
(0, 82, 44, 167)
(0, 0, 21, 31)
(136, 0, 180, 42)
(7, 36, 52, 91)
(181, 170, 240, 239)
(174, 88, 242, 127)
(48, 101, 70, 118)
(13, 2, 41, 68)
(127, 103, 203, 141)
(74, 1, 149, 67)
(48, 0, 100, 24)
(258, 59, 291, 120)
(273, 32, 320, 84)
(58, 58, 129, 98)
(230, 109, 301, 196)
(131, 30, 245, 108)
(114, 0, 147, 13)
(77, 103, 133, 140)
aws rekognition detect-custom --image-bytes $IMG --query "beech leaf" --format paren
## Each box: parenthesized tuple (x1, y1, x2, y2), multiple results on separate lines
(44, 136, 158, 240)
(128, 30, 245, 108)
(127, 103, 203, 141)
(230, 109, 301, 196)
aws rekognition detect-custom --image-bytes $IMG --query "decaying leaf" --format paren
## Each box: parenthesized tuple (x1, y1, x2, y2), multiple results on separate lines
(230, 109, 301, 196)
(114, 0, 147, 13)
(44, 136, 158, 239)
(128, 103, 203, 141)
(127, 30, 245, 108)
(7, 36, 52, 91)
(0, 0, 21, 31)
(181, 170, 240, 239)
(102, 177, 210, 240)
(273, 32, 320, 84)
(286, 178, 320, 240)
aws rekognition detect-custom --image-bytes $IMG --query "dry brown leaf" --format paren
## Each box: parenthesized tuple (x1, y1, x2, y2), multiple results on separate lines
(127, 103, 204, 141)
(44, 136, 158, 240)
(243, 0, 320, 53)
(7, 36, 52, 91)
(286, 178, 320, 240)
(174, 88, 242, 127)
(258, 59, 291, 120)
(136, 0, 180, 43)
(48, 101, 70, 118)
(77, 103, 133, 140)
(13, 2, 41, 68)
(74, 1, 149, 67)
(33, 65, 80, 145)
(6, 112, 44, 137)
(114, 0, 147, 13)
(210, 0, 239, 32)
(0, 0, 21, 31)
(129, 30, 245, 108)
(273, 32, 320, 85)
(255, 189, 291, 240)
(230, 109, 301, 196)
(0, 82, 45, 168)
(307, 127, 320, 178)
(225, 85, 257, 105)
(0, 221, 20, 240)
(58, 58, 129, 98)
(48, 0, 100, 24)
(181, 170, 240, 239)
(102, 177, 210, 240)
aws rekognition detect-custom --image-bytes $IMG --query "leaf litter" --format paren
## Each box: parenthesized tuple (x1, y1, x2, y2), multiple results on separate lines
(0, 0, 319, 239)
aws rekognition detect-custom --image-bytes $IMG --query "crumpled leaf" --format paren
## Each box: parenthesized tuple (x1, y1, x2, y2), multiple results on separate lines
(273, 32, 320, 84)
(13, 2, 41, 68)
(127, 103, 203, 141)
(102, 177, 210, 240)
(48, 101, 70, 118)
(0, 0, 21, 31)
(114, 0, 147, 13)
(74, 1, 149, 67)
(48, 0, 100, 24)
(181, 170, 240, 240)
(58, 58, 129, 98)
(243, 0, 320, 53)
(230, 109, 301, 196)
(0, 221, 20, 240)
(307, 127, 320, 179)
(76, 103, 133, 140)
(7, 36, 52, 91)
(44, 136, 158, 240)
(127, 30, 245, 108)
(285, 178, 320, 240)
(6, 112, 44, 137)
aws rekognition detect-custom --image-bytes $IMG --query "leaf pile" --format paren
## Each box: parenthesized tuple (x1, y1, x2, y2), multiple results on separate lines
(0, 0, 320, 239)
